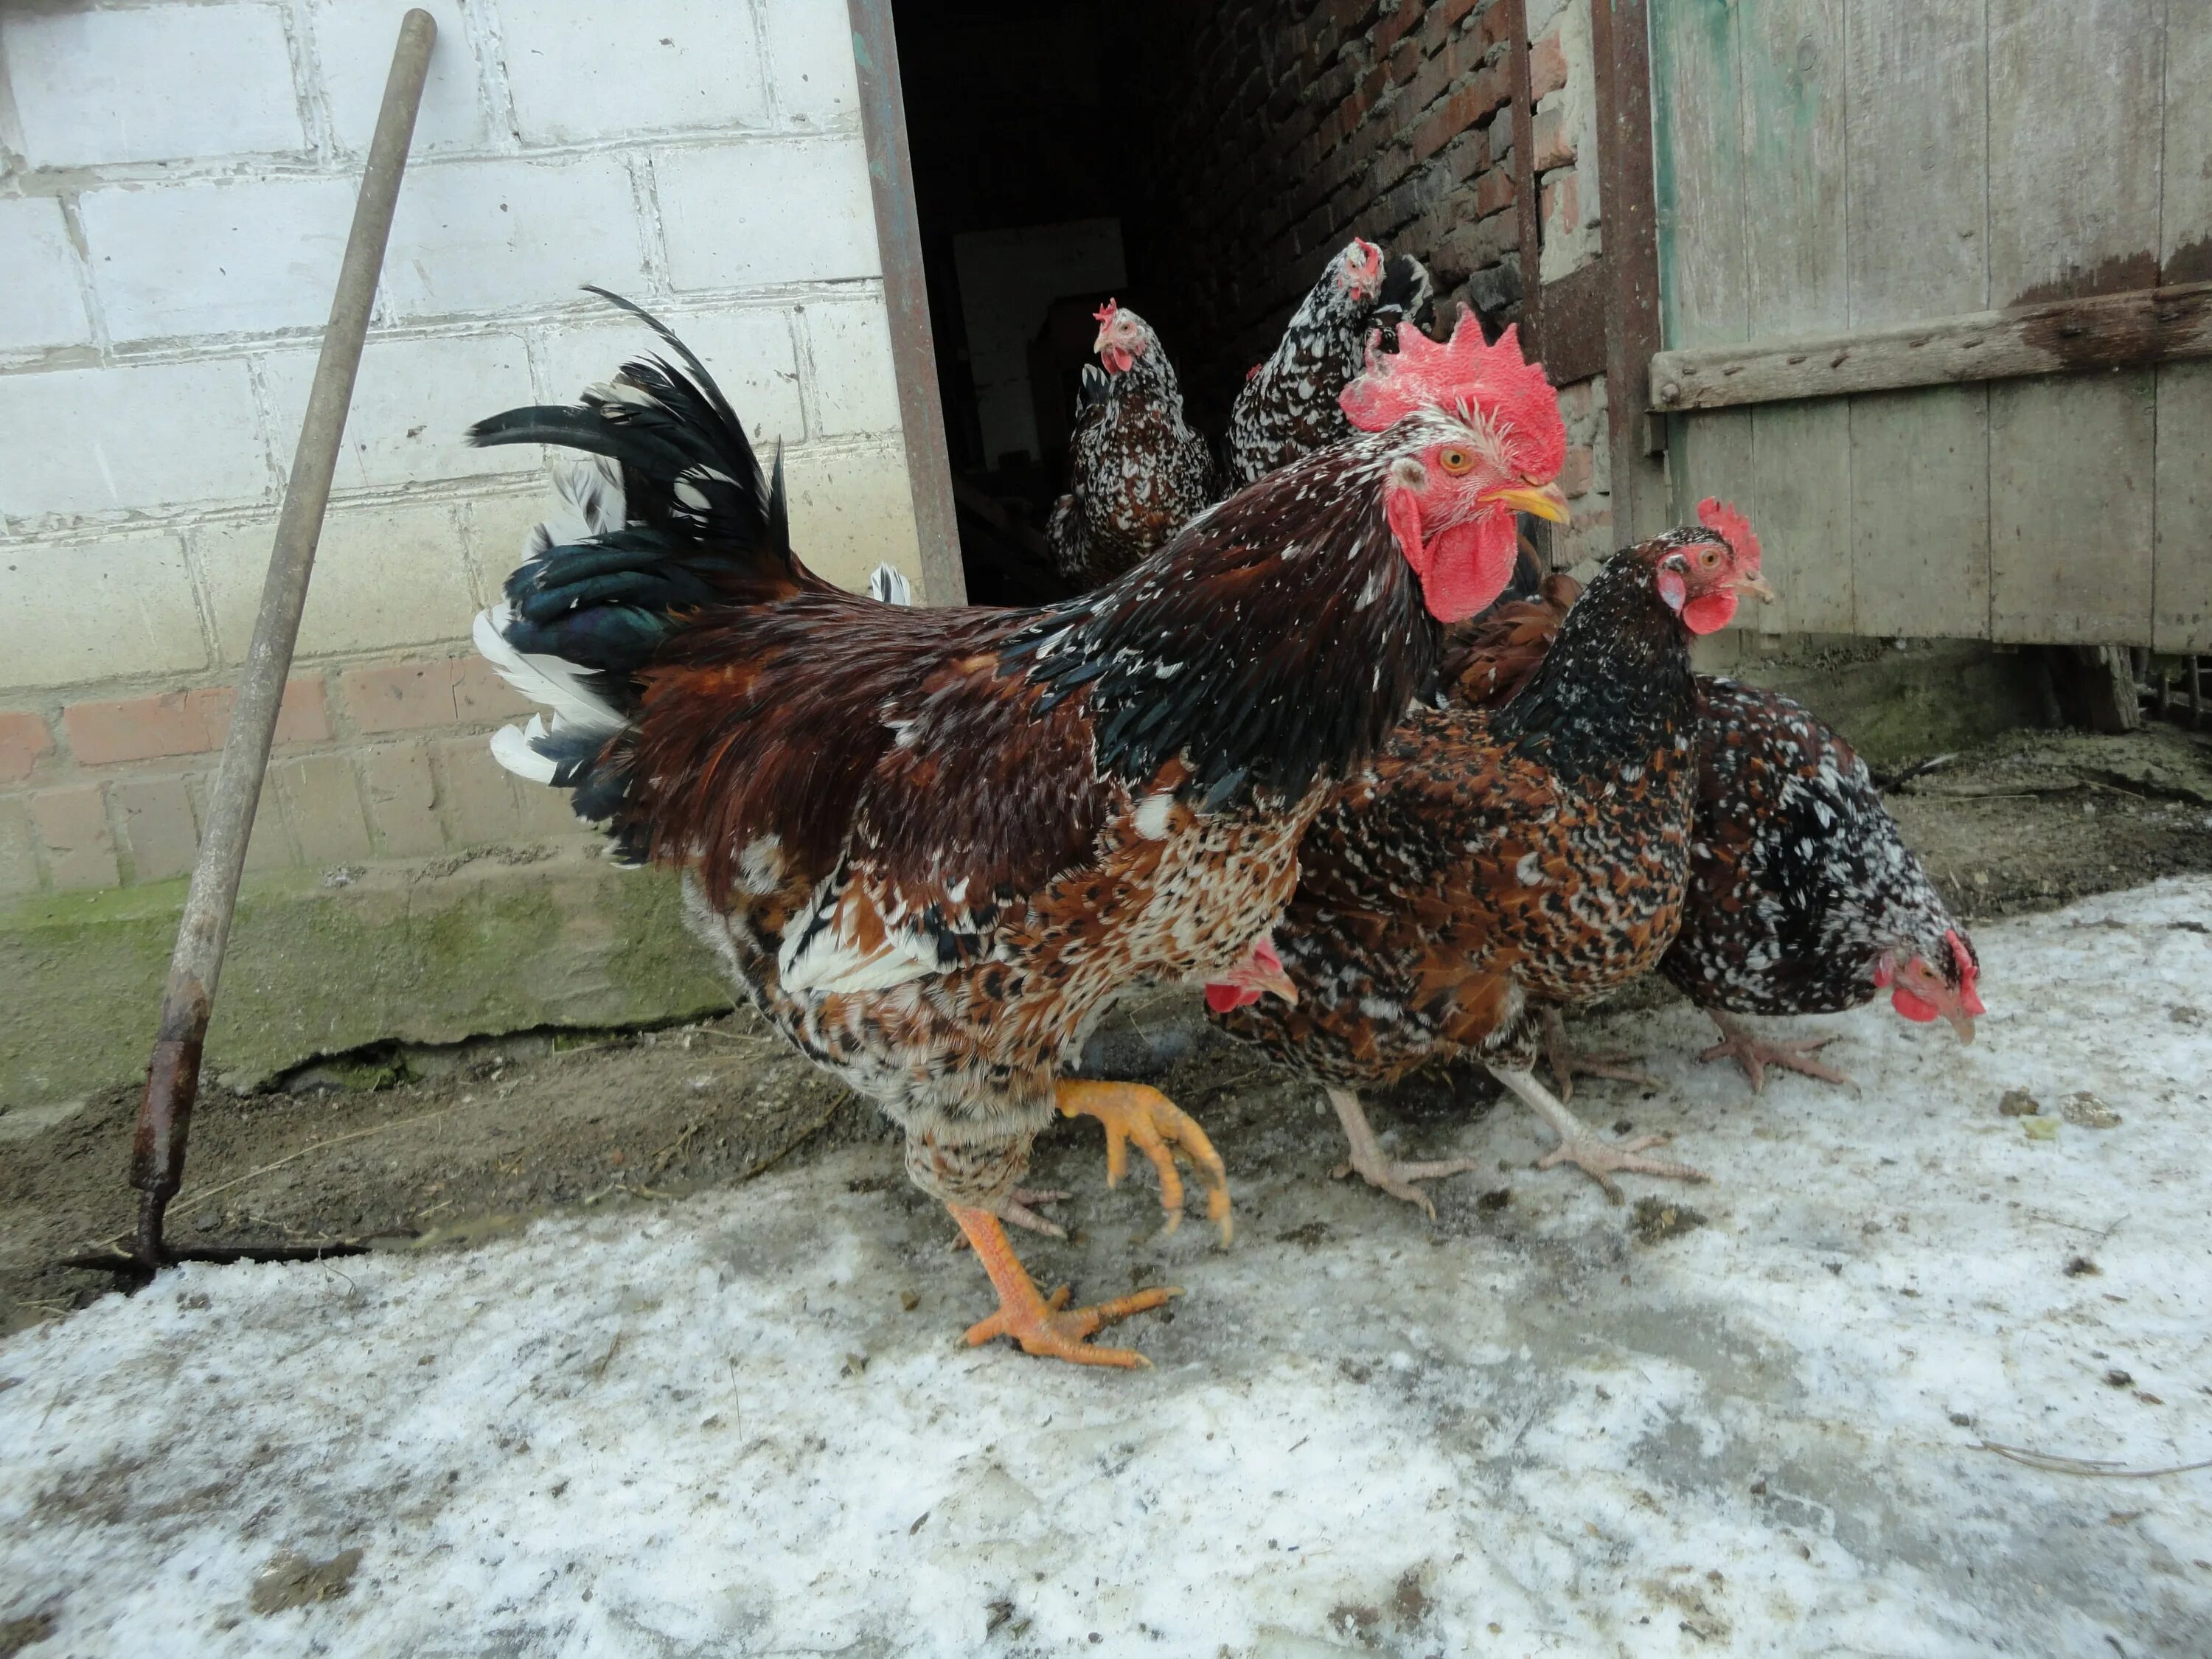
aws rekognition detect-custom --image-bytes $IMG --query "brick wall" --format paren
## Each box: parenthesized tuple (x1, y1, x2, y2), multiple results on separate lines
(1139, 0, 1615, 559)
(0, 0, 917, 902)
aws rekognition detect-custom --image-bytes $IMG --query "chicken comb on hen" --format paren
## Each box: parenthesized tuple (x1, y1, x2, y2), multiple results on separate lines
(1696, 497, 1761, 568)
(1339, 311, 1566, 481)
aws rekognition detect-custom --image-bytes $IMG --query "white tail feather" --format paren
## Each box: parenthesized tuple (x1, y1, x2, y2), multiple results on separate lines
(867, 563, 914, 606)
(490, 720, 559, 785)
(471, 607, 624, 739)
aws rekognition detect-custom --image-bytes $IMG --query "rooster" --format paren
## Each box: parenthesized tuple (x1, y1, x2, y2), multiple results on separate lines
(469, 293, 1570, 1365)
(1445, 576, 1983, 1092)
(1225, 239, 1435, 490)
(1213, 502, 1772, 1210)
(1044, 302, 1214, 588)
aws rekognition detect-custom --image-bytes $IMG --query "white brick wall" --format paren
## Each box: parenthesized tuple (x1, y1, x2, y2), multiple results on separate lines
(0, 0, 919, 697)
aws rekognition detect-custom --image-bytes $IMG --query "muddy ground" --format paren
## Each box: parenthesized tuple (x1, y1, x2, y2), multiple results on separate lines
(5, 722, 2210, 1335)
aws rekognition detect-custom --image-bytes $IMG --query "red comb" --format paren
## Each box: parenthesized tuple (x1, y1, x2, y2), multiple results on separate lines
(1093, 299, 1119, 327)
(1696, 498, 1761, 568)
(1339, 308, 1565, 476)
(1947, 929, 1984, 1014)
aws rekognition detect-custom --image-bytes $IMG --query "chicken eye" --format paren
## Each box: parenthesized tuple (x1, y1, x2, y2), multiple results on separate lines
(1698, 546, 1721, 568)
(1437, 448, 1473, 475)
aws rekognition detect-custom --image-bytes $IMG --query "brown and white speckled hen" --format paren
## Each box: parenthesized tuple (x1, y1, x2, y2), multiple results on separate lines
(1444, 571, 1983, 1095)
(468, 293, 1568, 1365)
(1213, 504, 1773, 1210)
(1045, 302, 1215, 588)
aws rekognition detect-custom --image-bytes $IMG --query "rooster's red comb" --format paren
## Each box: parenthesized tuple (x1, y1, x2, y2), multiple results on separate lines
(1696, 498, 1761, 568)
(1338, 309, 1565, 474)
(1093, 299, 1119, 327)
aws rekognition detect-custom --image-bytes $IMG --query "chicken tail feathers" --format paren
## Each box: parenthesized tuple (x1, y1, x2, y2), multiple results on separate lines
(470, 289, 803, 851)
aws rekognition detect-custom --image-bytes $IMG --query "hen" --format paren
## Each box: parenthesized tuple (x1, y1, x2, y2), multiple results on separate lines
(1446, 576, 1983, 1092)
(1224, 238, 1435, 489)
(469, 294, 1568, 1364)
(1044, 301, 1215, 588)
(1213, 504, 1773, 1210)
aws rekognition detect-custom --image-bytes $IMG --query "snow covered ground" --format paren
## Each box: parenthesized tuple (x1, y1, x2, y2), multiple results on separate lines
(4, 878, 2211, 1658)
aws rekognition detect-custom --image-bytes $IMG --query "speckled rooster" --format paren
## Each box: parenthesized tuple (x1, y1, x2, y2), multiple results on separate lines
(468, 292, 1569, 1365)
(1044, 301, 1215, 588)
(1443, 572, 1983, 1093)
(1225, 237, 1436, 490)
(1214, 501, 1773, 1211)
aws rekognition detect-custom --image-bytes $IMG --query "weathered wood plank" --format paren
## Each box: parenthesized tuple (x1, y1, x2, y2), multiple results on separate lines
(1990, 372, 2157, 644)
(1986, 0, 2163, 648)
(1843, 0, 1990, 641)
(1666, 407, 1756, 609)
(1750, 400, 1851, 633)
(1738, 0, 1846, 335)
(2154, 6, 2212, 651)
(2154, 361, 2212, 653)
(1988, 0, 2166, 305)
(1848, 385, 1991, 640)
(1649, 0, 1746, 349)
(1646, 282, 2212, 411)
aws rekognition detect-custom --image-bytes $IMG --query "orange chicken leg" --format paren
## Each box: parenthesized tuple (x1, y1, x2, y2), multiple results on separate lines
(951, 1206, 1178, 1368)
(1057, 1079, 1234, 1244)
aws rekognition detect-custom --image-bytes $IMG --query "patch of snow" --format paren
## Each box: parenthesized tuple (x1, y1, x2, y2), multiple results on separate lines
(5, 880, 2212, 1655)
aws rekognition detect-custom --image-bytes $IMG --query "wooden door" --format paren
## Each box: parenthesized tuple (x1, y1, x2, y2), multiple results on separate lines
(1646, 0, 2211, 651)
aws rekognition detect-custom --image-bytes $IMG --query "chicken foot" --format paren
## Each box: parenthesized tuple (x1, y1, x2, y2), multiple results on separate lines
(1540, 1008, 1658, 1103)
(1699, 1010, 1853, 1094)
(1325, 1086, 1476, 1219)
(950, 1206, 1178, 1368)
(1057, 1079, 1234, 1245)
(1486, 1063, 1706, 1204)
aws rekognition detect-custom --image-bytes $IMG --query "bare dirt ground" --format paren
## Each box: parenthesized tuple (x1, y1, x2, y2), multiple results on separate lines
(5, 722, 2210, 1336)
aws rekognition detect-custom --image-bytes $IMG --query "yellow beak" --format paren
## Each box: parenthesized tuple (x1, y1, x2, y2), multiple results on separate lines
(1485, 481, 1571, 524)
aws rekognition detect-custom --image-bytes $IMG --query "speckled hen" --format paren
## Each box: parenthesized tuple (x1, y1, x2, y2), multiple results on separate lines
(467, 292, 1566, 1366)
(1044, 302, 1215, 588)
(1225, 238, 1436, 489)
(1445, 574, 1983, 1093)
(1214, 504, 1773, 1210)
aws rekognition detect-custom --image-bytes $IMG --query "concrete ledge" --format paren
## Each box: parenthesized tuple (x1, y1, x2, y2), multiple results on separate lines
(1, 846, 732, 1108)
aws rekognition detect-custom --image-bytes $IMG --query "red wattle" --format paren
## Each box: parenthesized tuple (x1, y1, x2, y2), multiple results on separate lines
(1891, 987, 1940, 1023)
(1682, 590, 1739, 635)
(1102, 347, 1134, 374)
(1206, 983, 1259, 1014)
(1387, 489, 1517, 623)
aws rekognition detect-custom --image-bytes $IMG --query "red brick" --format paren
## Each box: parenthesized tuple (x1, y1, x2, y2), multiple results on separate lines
(1422, 0, 1485, 53)
(342, 660, 461, 734)
(453, 658, 534, 723)
(1374, 2, 1420, 57)
(1475, 164, 1517, 217)
(0, 712, 54, 785)
(29, 784, 119, 891)
(63, 689, 222, 765)
(1543, 167, 1581, 235)
(1531, 29, 1569, 100)
(1534, 103, 1576, 171)
(61, 680, 327, 765)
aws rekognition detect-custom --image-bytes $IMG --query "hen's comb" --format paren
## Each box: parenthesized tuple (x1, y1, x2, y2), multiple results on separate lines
(1093, 299, 1119, 327)
(1339, 308, 1565, 476)
(1696, 497, 1761, 568)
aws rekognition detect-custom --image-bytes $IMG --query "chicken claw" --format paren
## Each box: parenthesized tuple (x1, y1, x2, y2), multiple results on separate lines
(1325, 1086, 1475, 1219)
(1541, 1008, 1658, 1103)
(1056, 1079, 1234, 1245)
(950, 1207, 1178, 1368)
(1700, 1011, 1853, 1094)
(1488, 1063, 1706, 1204)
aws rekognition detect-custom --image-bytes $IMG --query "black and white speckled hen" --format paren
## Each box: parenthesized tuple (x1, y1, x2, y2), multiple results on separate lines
(1044, 301, 1215, 588)
(1224, 239, 1436, 490)
(1213, 503, 1773, 1211)
(467, 293, 1568, 1366)
(1445, 571, 1983, 1093)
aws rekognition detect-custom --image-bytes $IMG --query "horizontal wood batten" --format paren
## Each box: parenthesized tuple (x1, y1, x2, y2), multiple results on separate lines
(1648, 281, 2212, 412)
